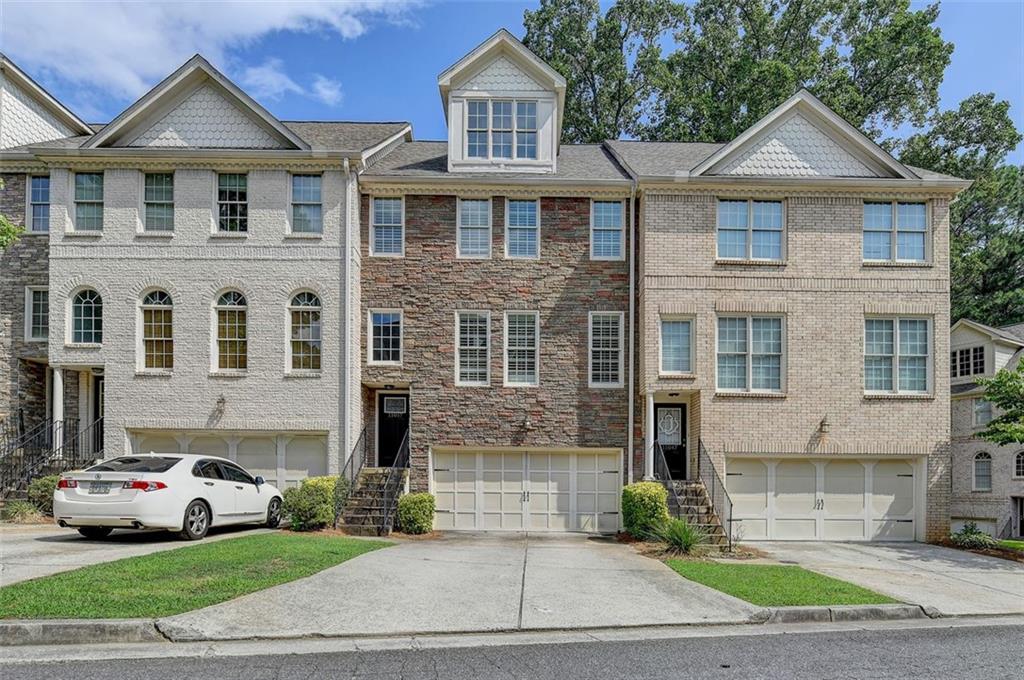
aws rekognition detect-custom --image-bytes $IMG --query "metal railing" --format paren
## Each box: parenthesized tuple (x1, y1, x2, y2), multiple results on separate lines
(697, 438, 733, 551)
(652, 441, 684, 520)
(377, 428, 410, 536)
(334, 426, 368, 528)
(1, 418, 104, 495)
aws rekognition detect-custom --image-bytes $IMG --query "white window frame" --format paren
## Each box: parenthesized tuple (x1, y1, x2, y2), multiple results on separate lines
(138, 290, 174, 373)
(464, 98, 539, 161)
(862, 200, 930, 264)
(504, 197, 540, 260)
(214, 172, 249, 234)
(715, 314, 787, 394)
(659, 316, 694, 376)
(715, 198, 786, 262)
(26, 175, 50, 233)
(68, 288, 103, 346)
(286, 291, 323, 374)
(588, 311, 625, 388)
(1014, 451, 1024, 480)
(863, 316, 933, 396)
(590, 199, 625, 261)
(503, 310, 540, 387)
(973, 451, 992, 492)
(369, 195, 405, 257)
(23, 286, 48, 342)
(368, 308, 403, 366)
(456, 197, 492, 259)
(455, 310, 491, 387)
(72, 171, 104, 232)
(951, 346, 985, 378)
(288, 173, 323, 235)
(211, 290, 248, 373)
(973, 398, 994, 428)
(141, 171, 175, 233)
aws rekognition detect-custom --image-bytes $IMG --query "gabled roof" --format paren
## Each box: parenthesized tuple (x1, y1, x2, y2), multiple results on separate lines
(0, 53, 92, 135)
(604, 141, 725, 178)
(1000, 323, 1024, 343)
(952, 318, 1024, 347)
(84, 55, 308, 150)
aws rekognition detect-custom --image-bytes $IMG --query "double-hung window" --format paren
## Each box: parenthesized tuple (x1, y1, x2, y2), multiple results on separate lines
(465, 99, 538, 160)
(369, 310, 402, 365)
(72, 289, 102, 344)
(29, 176, 49, 232)
(217, 173, 248, 233)
(25, 287, 48, 341)
(864, 317, 930, 394)
(505, 311, 539, 386)
(506, 199, 539, 258)
(371, 197, 403, 256)
(589, 312, 624, 388)
(660, 318, 693, 374)
(215, 291, 247, 370)
(289, 292, 322, 371)
(950, 346, 985, 378)
(143, 173, 174, 231)
(591, 200, 624, 260)
(456, 311, 490, 386)
(974, 452, 992, 491)
(717, 316, 784, 392)
(141, 290, 173, 370)
(973, 398, 993, 427)
(291, 175, 322, 234)
(717, 199, 783, 261)
(457, 198, 491, 258)
(74, 173, 103, 231)
(863, 201, 927, 263)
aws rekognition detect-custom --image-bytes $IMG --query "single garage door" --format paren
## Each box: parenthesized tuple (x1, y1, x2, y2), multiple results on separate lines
(432, 449, 621, 533)
(728, 458, 916, 541)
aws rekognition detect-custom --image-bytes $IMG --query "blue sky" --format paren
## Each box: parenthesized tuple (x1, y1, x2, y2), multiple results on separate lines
(3, 1, 1021, 162)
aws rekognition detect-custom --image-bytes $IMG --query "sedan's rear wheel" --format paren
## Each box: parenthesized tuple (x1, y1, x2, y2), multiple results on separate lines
(77, 527, 112, 540)
(179, 500, 210, 540)
(265, 497, 282, 528)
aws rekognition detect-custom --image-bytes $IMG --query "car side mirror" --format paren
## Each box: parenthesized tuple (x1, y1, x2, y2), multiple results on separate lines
(254, 476, 265, 486)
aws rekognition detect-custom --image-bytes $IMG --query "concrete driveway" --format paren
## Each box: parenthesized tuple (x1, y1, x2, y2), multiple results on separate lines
(0, 524, 273, 586)
(159, 532, 764, 641)
(760, 542, 1024, 616)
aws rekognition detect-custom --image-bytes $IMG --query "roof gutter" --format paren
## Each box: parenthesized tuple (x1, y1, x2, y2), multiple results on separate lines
(359, 175, 632, 188)
(636, 173, 972, 191)
(27, 147, 365, 160)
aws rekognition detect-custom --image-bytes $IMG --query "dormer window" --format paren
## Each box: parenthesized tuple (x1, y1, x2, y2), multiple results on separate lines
(466, 99, 538, 161)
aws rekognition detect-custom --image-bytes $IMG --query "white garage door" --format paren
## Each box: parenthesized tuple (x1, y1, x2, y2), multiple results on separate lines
(729, 458, 916, 541)
(432, 449, 621, 533)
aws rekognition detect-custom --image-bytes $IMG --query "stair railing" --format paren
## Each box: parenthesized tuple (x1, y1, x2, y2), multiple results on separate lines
(377, 428, 410, 536)
(652, 441, 684, 520)
(1, 418, 105, 496)
(334, 426, 368, 528)
(697, 438, 733, 551)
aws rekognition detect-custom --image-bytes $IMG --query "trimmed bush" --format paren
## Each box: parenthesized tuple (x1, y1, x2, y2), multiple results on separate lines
(27, 474, 60, 515)
(621, 482, 670, 537)
(282, 476, 338, 531)
(951, 521, 998, 550)
(397, 493, 435, 534)
(1, 500, 42, 523)
(649, 517, 707, 554)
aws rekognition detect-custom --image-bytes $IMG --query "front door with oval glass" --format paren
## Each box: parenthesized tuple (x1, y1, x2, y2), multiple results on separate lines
(655, 404, 687, 479)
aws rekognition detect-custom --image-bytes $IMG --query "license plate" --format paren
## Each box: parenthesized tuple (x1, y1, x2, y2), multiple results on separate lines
(88, 482, 112, 495)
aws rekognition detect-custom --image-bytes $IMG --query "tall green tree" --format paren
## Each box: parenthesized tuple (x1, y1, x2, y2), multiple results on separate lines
(976, 364, 1024, 446)
(0, 179, 23, 251)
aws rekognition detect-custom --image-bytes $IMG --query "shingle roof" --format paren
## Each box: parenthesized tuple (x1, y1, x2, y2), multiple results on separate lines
(605, 140, 724, 177)
(964, 319, 1024, 345)
(998, 322, 1024, 342)
(905, 165, 963, 181)
(364, 141, 631, 182)
(951, 382, 981, 395)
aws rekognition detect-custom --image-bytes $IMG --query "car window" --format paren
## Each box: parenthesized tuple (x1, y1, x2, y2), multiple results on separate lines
(193, 460, 225, 480)
(89, 457, 181, 473)
(220, 463, 254, 484)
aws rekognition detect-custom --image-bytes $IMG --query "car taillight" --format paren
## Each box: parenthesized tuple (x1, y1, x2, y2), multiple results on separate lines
(57, 479, 77, 489)
(122, 480, 167, 492)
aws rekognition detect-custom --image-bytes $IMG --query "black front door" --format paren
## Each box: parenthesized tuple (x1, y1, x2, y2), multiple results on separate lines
(92, 375, 104, 453)
(655, 404, 687, 479)
(377, 393, 409, 467)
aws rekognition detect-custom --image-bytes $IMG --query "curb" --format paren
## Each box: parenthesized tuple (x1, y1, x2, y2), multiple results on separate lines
(766, 604, 936, 624)
(0, 619, 166, 647)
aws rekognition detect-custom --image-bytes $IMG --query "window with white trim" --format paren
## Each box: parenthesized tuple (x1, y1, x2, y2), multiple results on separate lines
(864, 317, 930, 394)
(25, 287, 48, 341)
(289, 292, 322, 371)
(950, 346, 985, 378)
(717, 199, 783, 261)
(141, 290, 173, 370)
(466, 99, 538, 160)
(589, 312, 623, 387)
(973, 398, 993, 427)
(457, 198, 491, 258)
(215, 291, 247, 370)
(505, 311, 538, 385)
(29, 176, 49, 232)
(506, 199, 539, 258)
(456, 311, 490, 386)
(291, 175, 322, 234)
(591, 200, 623, 260)
(74, 173, 103, 231)
(1015, 451, 1024, 478)
(371, 197, 403, 256)
(863, 201, 927, 262)
(717, 316, 784, 392)
(660, 318, 692, 374)
(217, 173, 248, 232)
(369, 310, 402, 364)
(973, 452, 992, 491)
(72, 289, 102, 344)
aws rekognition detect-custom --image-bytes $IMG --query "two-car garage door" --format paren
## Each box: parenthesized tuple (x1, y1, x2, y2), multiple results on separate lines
(432, 449, 621, 533)
(728, 458, 917, 541)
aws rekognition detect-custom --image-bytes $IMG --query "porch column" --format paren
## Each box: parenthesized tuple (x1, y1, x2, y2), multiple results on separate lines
(644, 391, 655, 480)
(52, 368, 64, 452)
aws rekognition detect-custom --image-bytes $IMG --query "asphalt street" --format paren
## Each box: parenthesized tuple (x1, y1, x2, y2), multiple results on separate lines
(6, 622, 1021, 680)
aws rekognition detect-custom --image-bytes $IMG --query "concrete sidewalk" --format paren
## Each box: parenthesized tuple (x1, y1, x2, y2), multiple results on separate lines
(158, 532, 764, 641)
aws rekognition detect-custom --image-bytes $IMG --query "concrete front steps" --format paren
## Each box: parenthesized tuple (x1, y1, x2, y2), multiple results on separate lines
(666, 480, 729, 548)
(338, 467, 407, 537)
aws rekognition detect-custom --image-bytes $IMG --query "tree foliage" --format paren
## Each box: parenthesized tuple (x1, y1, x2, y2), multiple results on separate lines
(977, 364, 1024, 446)
(0, 178, 23, 251)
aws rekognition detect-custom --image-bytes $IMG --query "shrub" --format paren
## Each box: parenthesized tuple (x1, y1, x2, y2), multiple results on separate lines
(1, 500, 42, 523)
(648, 517, 708, 554)
(27, 474, 61, 515)
(282, 475, 338, 531)
(621, 482, 669, 537)
(397, 492, 435, 534)
(951, 521, 998, 550)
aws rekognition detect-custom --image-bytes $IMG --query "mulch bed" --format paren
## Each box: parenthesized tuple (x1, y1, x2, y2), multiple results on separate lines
(936, 539, 1024, 564)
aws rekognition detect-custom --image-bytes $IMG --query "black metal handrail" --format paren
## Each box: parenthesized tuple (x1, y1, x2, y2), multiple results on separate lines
(697, 438, 733, 551)
(0, 417, 54, 461)
(334, 426, 368, 528)
(0, 418, 103, 496)
(652, 441, 684, 520)
(377, 428, 410, 536)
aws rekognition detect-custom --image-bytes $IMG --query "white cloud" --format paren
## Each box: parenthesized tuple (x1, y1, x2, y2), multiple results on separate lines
(241, 59, 304, 101)
(0, 0, 418, 112)
(311, 75, 344, 107)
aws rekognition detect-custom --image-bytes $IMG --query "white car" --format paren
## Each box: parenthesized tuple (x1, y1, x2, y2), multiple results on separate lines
(53, 453, 283, 540)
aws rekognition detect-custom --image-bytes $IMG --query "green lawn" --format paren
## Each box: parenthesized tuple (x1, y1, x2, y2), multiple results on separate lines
(998, 539, 1024, 552)
(0, 532, 389, 619)
(666, 560, 899, 607)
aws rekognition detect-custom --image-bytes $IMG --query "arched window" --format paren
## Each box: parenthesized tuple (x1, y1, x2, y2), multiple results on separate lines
(72, 289, 102, 344)
(289, 292, 321, 371)
(215, 291, 247, 370)
(973, 452, 992, 491)
(1015, 452, 1024, 479)
(141, 290, 173, 370)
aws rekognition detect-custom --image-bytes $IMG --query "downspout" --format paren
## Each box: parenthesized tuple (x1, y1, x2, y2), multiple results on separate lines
(340, 157, 351, 465)
(627, 180, 637, 485)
